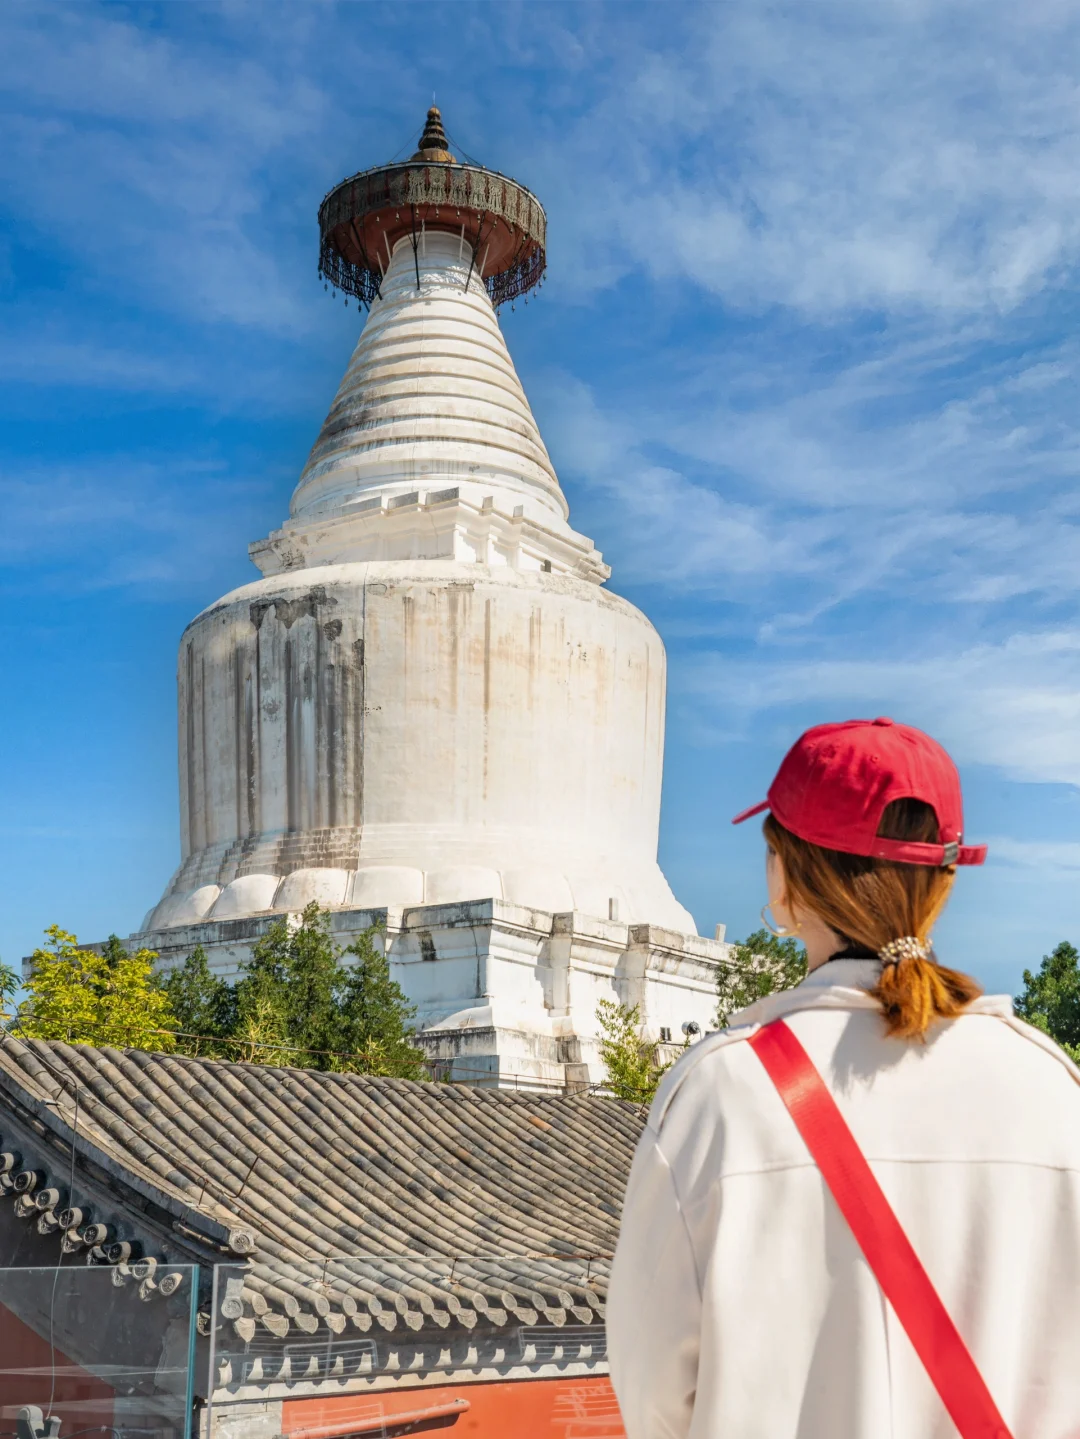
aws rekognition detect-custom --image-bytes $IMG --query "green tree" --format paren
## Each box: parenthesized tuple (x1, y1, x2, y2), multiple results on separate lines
(230, 990, 291, 1064)
(233, 903, 347, 1065)
(161, 945, 234, 1056)
(18, 927, 176, 1050)
(717, 928, 807, 1029)
(0, 962, 19, 1026)
(228, 904, 427, 1077)
(596, 999, 673, 1104)
(1015, 941, 1080, 1063)
(14, 909, 427, 1075)
(336, 927, 427, 1078)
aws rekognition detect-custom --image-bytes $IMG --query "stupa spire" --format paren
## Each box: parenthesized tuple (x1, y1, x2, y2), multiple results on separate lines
(410, 105, 455, 163)
(256, 104, 588, 573)
(285, 231, 570, 533)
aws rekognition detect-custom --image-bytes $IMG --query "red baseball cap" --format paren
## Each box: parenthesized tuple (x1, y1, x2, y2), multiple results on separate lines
(732, 717, 987, 866)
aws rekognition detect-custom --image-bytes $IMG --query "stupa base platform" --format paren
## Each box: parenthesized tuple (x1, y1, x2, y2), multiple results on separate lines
(135, 898, 729, 1092)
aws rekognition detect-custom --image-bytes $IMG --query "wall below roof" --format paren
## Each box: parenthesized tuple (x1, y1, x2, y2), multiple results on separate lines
(278, 1375, 624, 1439)
(205, 1374, 625, 1439)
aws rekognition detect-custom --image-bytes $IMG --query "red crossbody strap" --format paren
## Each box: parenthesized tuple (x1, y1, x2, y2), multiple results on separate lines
(749, 1020, 1013, 1439)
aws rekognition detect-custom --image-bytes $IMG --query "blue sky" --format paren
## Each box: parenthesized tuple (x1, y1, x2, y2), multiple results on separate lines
(3, 1, 1080, 995)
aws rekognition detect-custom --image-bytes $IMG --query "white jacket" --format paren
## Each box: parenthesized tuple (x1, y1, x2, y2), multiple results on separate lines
(607, 960, 1080, 1439)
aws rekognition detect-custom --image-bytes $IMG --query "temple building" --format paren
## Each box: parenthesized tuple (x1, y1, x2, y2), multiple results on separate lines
(132, 108, 728, 1088)
(0, 1036, 636, 1438)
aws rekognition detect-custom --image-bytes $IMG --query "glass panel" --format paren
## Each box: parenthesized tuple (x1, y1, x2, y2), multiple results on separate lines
(210, 1257, 623, 1437)
(0, 1264, 198, 1439)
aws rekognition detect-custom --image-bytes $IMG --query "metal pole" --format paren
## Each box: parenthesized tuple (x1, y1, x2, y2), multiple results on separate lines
(464, 212, 487, 294)
(185, 1265, 200, 1439)
(204, 1265, 219, 1439)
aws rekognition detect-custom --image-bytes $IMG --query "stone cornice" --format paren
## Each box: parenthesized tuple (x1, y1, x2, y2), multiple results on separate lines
(249, 489, 609, 583)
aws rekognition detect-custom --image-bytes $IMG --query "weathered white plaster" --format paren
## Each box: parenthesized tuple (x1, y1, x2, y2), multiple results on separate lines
(212, 875, 281, 919)
(348, 866, 424, 907)
(501, 867, 574, 913)
(149, 884, 221, 930)
(145, 232, 691, 935)
(273, 867, 350, 911)
(151, 558, 691, 933)
(424, 866, 504, 906)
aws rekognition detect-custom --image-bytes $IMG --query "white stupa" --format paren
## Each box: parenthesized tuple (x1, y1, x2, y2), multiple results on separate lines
(135, 109, 728, 1087)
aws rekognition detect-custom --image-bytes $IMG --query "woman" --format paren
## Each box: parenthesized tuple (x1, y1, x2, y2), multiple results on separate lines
(608, 718, 1080, 1438)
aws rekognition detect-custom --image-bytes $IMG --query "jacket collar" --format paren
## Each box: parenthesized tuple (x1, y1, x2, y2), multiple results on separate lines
(729, 958, 1014, 1029)
(799, 958, 881, 990)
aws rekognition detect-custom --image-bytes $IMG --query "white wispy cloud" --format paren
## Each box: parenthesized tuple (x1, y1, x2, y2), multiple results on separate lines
(7, 1, 1080, 343)
(0, 458, 278, 595)
(0, 3, 324, 331)
(537, 278, 1080, 792)
(539, 328, 1080, 609)
(675, 631, 1080, 787)
(545, 2, 1080, 317)
(5, 1, 1080, 776)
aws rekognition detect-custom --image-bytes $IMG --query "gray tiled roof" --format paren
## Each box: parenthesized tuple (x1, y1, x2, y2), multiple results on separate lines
(0, 1037, 644, 1343)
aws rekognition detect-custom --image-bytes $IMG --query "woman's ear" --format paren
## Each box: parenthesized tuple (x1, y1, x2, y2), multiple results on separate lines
(766, 846, 797, 929)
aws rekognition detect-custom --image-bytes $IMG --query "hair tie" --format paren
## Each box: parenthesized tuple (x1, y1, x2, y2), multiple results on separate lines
(878, 936, 930, 966)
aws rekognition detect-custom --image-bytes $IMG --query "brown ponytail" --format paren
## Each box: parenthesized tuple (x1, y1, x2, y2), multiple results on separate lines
(763, 800, 982, 1039)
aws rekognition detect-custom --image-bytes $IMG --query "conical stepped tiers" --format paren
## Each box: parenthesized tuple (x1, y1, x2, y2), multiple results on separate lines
(147, 230, 695, 935)
(287, 231, 567, 536)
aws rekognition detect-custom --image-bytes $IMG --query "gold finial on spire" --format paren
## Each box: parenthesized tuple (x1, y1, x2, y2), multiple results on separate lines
(410, 105, 455, 163)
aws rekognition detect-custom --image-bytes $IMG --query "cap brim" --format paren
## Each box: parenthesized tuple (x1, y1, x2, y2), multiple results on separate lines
(731, 800, 769, 826)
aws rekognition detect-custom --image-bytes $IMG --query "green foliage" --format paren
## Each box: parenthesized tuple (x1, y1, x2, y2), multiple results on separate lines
(0, 962, 18, 1024)
(717, 927, 808, 1029)
(335, 926, 429, 1079)
(596, 999, 673, 1104)
(233, 904, 344, 1064)
(18, 926, 176, 1051)
(161, 946, 234, 1056)
(229, 990, 290, 1065)
(1015, 941, 1080, 1063)
(162, 904, 427, 1078)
